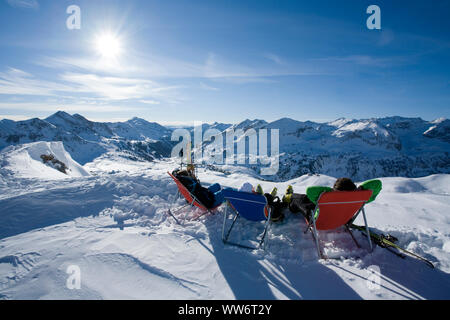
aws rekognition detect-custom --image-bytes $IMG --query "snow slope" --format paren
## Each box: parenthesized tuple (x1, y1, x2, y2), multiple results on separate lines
(0, 157, 449, 300)
(0, 141, 90, 180)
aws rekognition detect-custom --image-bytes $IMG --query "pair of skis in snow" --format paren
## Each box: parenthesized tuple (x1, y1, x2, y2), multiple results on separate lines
(349, 224, 435, 269)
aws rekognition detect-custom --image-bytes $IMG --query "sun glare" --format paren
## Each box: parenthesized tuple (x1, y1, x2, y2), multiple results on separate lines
(95, 33, 122, 59)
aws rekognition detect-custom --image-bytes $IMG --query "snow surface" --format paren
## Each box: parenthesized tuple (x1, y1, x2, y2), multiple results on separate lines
(0, 156, 449, 300)
(0, 141, 90, 180)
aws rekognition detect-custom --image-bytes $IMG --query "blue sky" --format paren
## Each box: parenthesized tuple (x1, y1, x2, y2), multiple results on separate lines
(0, 0, 448, 124)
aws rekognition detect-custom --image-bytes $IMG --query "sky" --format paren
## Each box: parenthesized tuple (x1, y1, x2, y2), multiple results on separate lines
(0, 0, 449, 124)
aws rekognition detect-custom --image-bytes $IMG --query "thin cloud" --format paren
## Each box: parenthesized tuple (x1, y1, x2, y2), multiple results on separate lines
(0, 67, 184, 105)
(202, 52, 321, 82)
(0, 101, 140, 113)
(6, 0, 39, 9)
(139, 100, 161, 105)
(199, 82, 219, 91)
(212, 76, 276, 84)
(59, 72, 185, 103)
(263, 53, 285, 65)
(0, 67, 73, 96)
(38, 51, 327, 85)
(60, 72, 157, 100)
(311, 55, 413, 68)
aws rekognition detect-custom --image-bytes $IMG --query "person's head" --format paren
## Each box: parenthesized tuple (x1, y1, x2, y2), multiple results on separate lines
(174, 169, 189, 176)
(333, 178, 356, 191)
(239, 182, 254, 193)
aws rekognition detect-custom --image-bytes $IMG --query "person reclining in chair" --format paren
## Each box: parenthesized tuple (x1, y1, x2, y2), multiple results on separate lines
(234, 182, 285, 222)
(283, 178, 358, 220)
(172, 168, 224, 209)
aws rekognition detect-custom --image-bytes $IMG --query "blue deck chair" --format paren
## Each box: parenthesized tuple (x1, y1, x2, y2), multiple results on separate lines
(221, 188, 272, 250)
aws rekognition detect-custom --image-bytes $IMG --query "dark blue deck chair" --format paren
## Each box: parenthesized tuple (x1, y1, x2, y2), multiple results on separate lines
(221, 188, 272, 250)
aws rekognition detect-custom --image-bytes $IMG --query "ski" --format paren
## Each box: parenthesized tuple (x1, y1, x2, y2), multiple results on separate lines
(349, 224, 435, 269)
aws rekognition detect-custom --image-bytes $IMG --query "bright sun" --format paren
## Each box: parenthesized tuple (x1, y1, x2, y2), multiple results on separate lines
(95, 33, 122, 59)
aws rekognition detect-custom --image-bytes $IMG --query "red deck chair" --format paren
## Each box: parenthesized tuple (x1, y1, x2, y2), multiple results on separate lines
(166, 172, 221, 224)
(304, 190, 373, 259)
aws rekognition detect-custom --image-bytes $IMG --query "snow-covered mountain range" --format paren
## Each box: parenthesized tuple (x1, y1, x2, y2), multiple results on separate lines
(0, 111, 173, 165)
(0, 111, 449, 181)
(203, 116, 450, 181)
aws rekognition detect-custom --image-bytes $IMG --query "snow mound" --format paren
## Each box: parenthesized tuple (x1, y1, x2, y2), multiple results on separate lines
(380, 175, 450, 195)
(0, 141, 90, 180)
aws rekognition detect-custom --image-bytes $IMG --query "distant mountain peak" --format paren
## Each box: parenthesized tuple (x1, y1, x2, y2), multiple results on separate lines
(328, 118, 354, 127)
(234, 119, 268, 130)
(45, 111, 76, 123)
(52, 111, 72, 118)
(127, 117, 153, 126)
(129, 116, 146, 121)
(431, 117, 447, 124)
